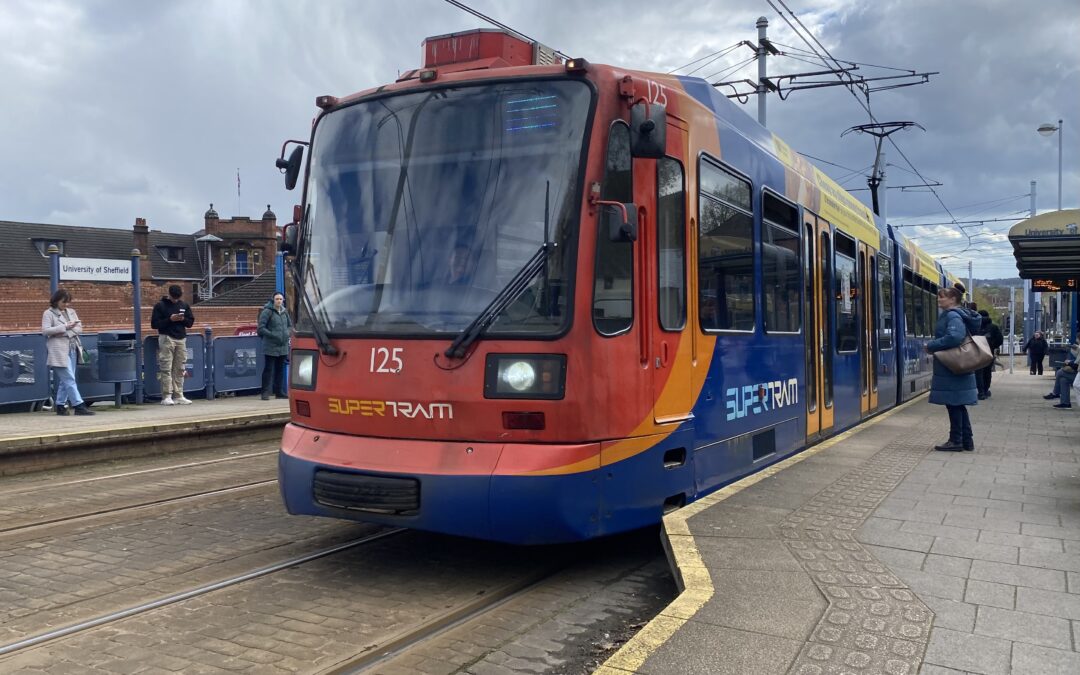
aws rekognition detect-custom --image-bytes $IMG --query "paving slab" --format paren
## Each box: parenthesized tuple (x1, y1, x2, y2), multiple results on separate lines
(601, 371, 1080, 675)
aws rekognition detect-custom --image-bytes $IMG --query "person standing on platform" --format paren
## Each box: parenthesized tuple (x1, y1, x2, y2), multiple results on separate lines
(1024, 331, 1048, 375)
(926, 283, 982, 452)
(42, 288, 94, 416)
(151, 285, 195, 406)
(258, 292, 292, 400)
(976, 310, 1003, 399)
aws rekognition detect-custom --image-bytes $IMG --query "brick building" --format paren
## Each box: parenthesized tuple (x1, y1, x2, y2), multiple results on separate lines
(0, 207, 280, 336)
(200, 204, 279, 298)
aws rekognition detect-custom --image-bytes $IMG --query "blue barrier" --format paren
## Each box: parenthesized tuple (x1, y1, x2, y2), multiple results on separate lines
(0, 332, 278, 408)
(213, 336, 264, 393)
(0, 334, 49, 407)
(75, 334, 135, 403)
(142, 335, 207, 398)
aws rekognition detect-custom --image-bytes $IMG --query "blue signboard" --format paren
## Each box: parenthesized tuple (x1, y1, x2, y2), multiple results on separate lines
(0, 334, 49, 406)
(213, 336, 264, 393)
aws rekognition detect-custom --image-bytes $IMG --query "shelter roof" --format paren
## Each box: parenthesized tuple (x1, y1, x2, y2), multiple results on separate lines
(1008, 209, 1080, 280)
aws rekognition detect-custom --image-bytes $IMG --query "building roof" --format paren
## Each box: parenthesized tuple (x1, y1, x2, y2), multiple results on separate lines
(0, 220, 203, 281)
(197, 271, 278, 307)
(148, 231, 204, 280)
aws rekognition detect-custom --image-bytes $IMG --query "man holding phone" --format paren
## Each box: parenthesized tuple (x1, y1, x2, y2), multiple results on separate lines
(151, 284, 195, 405)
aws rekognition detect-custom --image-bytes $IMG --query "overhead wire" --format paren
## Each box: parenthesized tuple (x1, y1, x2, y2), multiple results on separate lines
(669, 42, 744, 75)
(768, 0, 973, 255)
(703, 55, 758, 83)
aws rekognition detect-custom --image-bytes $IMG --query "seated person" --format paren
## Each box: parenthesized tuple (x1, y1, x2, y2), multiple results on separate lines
(447, 245, 473, 286)
(1044, 350, 1078, 409)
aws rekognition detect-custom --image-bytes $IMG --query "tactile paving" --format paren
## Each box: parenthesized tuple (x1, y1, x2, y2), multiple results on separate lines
(783, 436, 937, 675)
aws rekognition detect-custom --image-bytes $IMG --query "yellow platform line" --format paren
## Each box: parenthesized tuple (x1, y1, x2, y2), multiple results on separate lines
(597, 394, 926, 675)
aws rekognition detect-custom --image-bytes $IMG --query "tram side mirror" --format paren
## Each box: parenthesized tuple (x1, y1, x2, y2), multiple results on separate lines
(602, 203, 638, 242)
(275, 145, 304, 190)
(280, 223, 298, 254)
(630, 102, 666, 159)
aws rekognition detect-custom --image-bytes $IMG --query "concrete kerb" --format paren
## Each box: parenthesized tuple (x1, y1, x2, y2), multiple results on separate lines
(0, 411, 290, 475)
(596, 394, 928, 675)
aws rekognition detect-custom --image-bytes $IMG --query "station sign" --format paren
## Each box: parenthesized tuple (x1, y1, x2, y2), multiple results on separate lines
(1031, 277, 1079, 293)
(59, 257, 132, 282)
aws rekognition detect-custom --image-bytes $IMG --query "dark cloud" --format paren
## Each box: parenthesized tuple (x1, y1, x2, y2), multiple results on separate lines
(1, 0, 1075, 278)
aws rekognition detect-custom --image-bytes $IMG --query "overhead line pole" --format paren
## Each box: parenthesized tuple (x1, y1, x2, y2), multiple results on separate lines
(757, 17, 768, 126)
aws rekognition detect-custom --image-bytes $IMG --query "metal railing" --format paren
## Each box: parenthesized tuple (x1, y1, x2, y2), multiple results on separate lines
(214, 260, 263, 277)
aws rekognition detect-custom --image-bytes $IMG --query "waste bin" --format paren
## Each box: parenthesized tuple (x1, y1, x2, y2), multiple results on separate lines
(97, 332, 137, 382)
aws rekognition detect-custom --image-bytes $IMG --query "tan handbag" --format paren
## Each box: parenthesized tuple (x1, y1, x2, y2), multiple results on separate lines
(933, 311, 994, 374)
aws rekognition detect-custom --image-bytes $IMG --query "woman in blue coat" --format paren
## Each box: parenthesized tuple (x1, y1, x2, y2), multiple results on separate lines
(925, 283, 983, 451)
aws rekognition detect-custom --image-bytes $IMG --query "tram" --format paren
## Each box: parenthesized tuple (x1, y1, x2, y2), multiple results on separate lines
(275, 29, 949, 544)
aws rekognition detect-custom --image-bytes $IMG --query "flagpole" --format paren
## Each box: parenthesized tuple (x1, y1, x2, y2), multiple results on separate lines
(236, 168, 241, 216)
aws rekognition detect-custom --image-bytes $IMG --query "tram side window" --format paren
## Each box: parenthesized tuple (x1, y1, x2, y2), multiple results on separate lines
(834, 234, 859, 352)
(593, 122, 634, 336)
(762, 193, 801, 333)
(698, 159, 754, 332)
(924, 287, 936, 337)
(657, 157, 686, 331)
(913, 277, 926, 338)
(904, 277, 915, 337)
(879, 256, 893, 349)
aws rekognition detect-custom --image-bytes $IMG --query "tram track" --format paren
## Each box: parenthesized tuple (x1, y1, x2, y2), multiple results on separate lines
(0, 445, 281, 537)
(0, 448, 278, 498)
(323, 562, 570, 675)
(0, 479, 277, 538)
(0, 528, 406, 659)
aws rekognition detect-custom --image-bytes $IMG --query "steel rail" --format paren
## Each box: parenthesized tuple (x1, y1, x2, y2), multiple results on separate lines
(322, 562, 569, 674)
(0, 480, 277, 536)
(0, 449, 277, 496)
(0, 528, 405, 658)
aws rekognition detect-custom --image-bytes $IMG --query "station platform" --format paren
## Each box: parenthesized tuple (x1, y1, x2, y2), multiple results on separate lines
(0, 395, 289, 474)
(600, 371, 1078, 675)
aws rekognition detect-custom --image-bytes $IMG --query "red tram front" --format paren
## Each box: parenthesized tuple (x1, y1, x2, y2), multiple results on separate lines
(278, 30, 702, 544)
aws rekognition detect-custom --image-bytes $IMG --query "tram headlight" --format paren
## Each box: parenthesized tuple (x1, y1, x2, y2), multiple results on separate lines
(291, 350, 318, 390)
(484, 354, 567, 400)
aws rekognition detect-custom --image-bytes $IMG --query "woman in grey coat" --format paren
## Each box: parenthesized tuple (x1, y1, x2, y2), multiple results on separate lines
(925, 283, 981, 451)
(41, 288, 94, 416)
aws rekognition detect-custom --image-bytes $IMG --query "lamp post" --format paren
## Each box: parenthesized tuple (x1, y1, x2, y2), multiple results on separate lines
(1037, 119, 1063, 211)
(1037, 119, 1064, 339)
(196, 234, 223, 300)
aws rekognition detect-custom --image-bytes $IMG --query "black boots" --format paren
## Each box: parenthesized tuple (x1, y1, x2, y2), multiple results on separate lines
(55, 403, 67, 415)
(72, 403, 95, 416)
(935, 440, 964, 452)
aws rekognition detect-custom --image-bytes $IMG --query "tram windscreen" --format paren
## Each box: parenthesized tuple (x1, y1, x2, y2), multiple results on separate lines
(297, 80, 592, 337)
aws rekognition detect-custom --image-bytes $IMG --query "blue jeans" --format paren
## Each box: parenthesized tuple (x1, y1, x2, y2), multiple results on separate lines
(1053, 368, 1077, 405)
(51, 348, 83, 407)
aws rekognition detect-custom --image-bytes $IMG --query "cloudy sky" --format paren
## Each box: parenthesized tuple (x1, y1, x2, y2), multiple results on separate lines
(2, 0, 1076, 278)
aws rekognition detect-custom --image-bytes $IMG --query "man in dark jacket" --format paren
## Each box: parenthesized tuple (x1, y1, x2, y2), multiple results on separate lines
(257, 292, 292, 400)
(1023, 331, 1049, 375)
(150, 285, 195, 405)
(976, 310, 1004, 399)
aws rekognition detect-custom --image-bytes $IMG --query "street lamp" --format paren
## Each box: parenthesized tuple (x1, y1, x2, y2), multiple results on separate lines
(196, 233, 223, 299)
(1037, 119, 1065, 339)
(1037, 119, 1063, 210)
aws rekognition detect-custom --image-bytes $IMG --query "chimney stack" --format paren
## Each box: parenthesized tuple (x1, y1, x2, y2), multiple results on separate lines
(133, 217, 151, 279)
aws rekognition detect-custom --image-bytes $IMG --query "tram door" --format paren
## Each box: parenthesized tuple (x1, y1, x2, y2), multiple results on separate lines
(859, 243, 879, 414)
(804, 212, 834, 439)
(650, 127, 693, 424)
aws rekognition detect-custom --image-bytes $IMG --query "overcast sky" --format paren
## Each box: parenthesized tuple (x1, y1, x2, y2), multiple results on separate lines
(2, 0, 1076, 278)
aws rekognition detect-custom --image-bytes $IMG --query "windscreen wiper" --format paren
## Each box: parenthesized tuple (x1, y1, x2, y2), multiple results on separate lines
(444, 243, 551, 359)
(289, 259, 338, 356)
